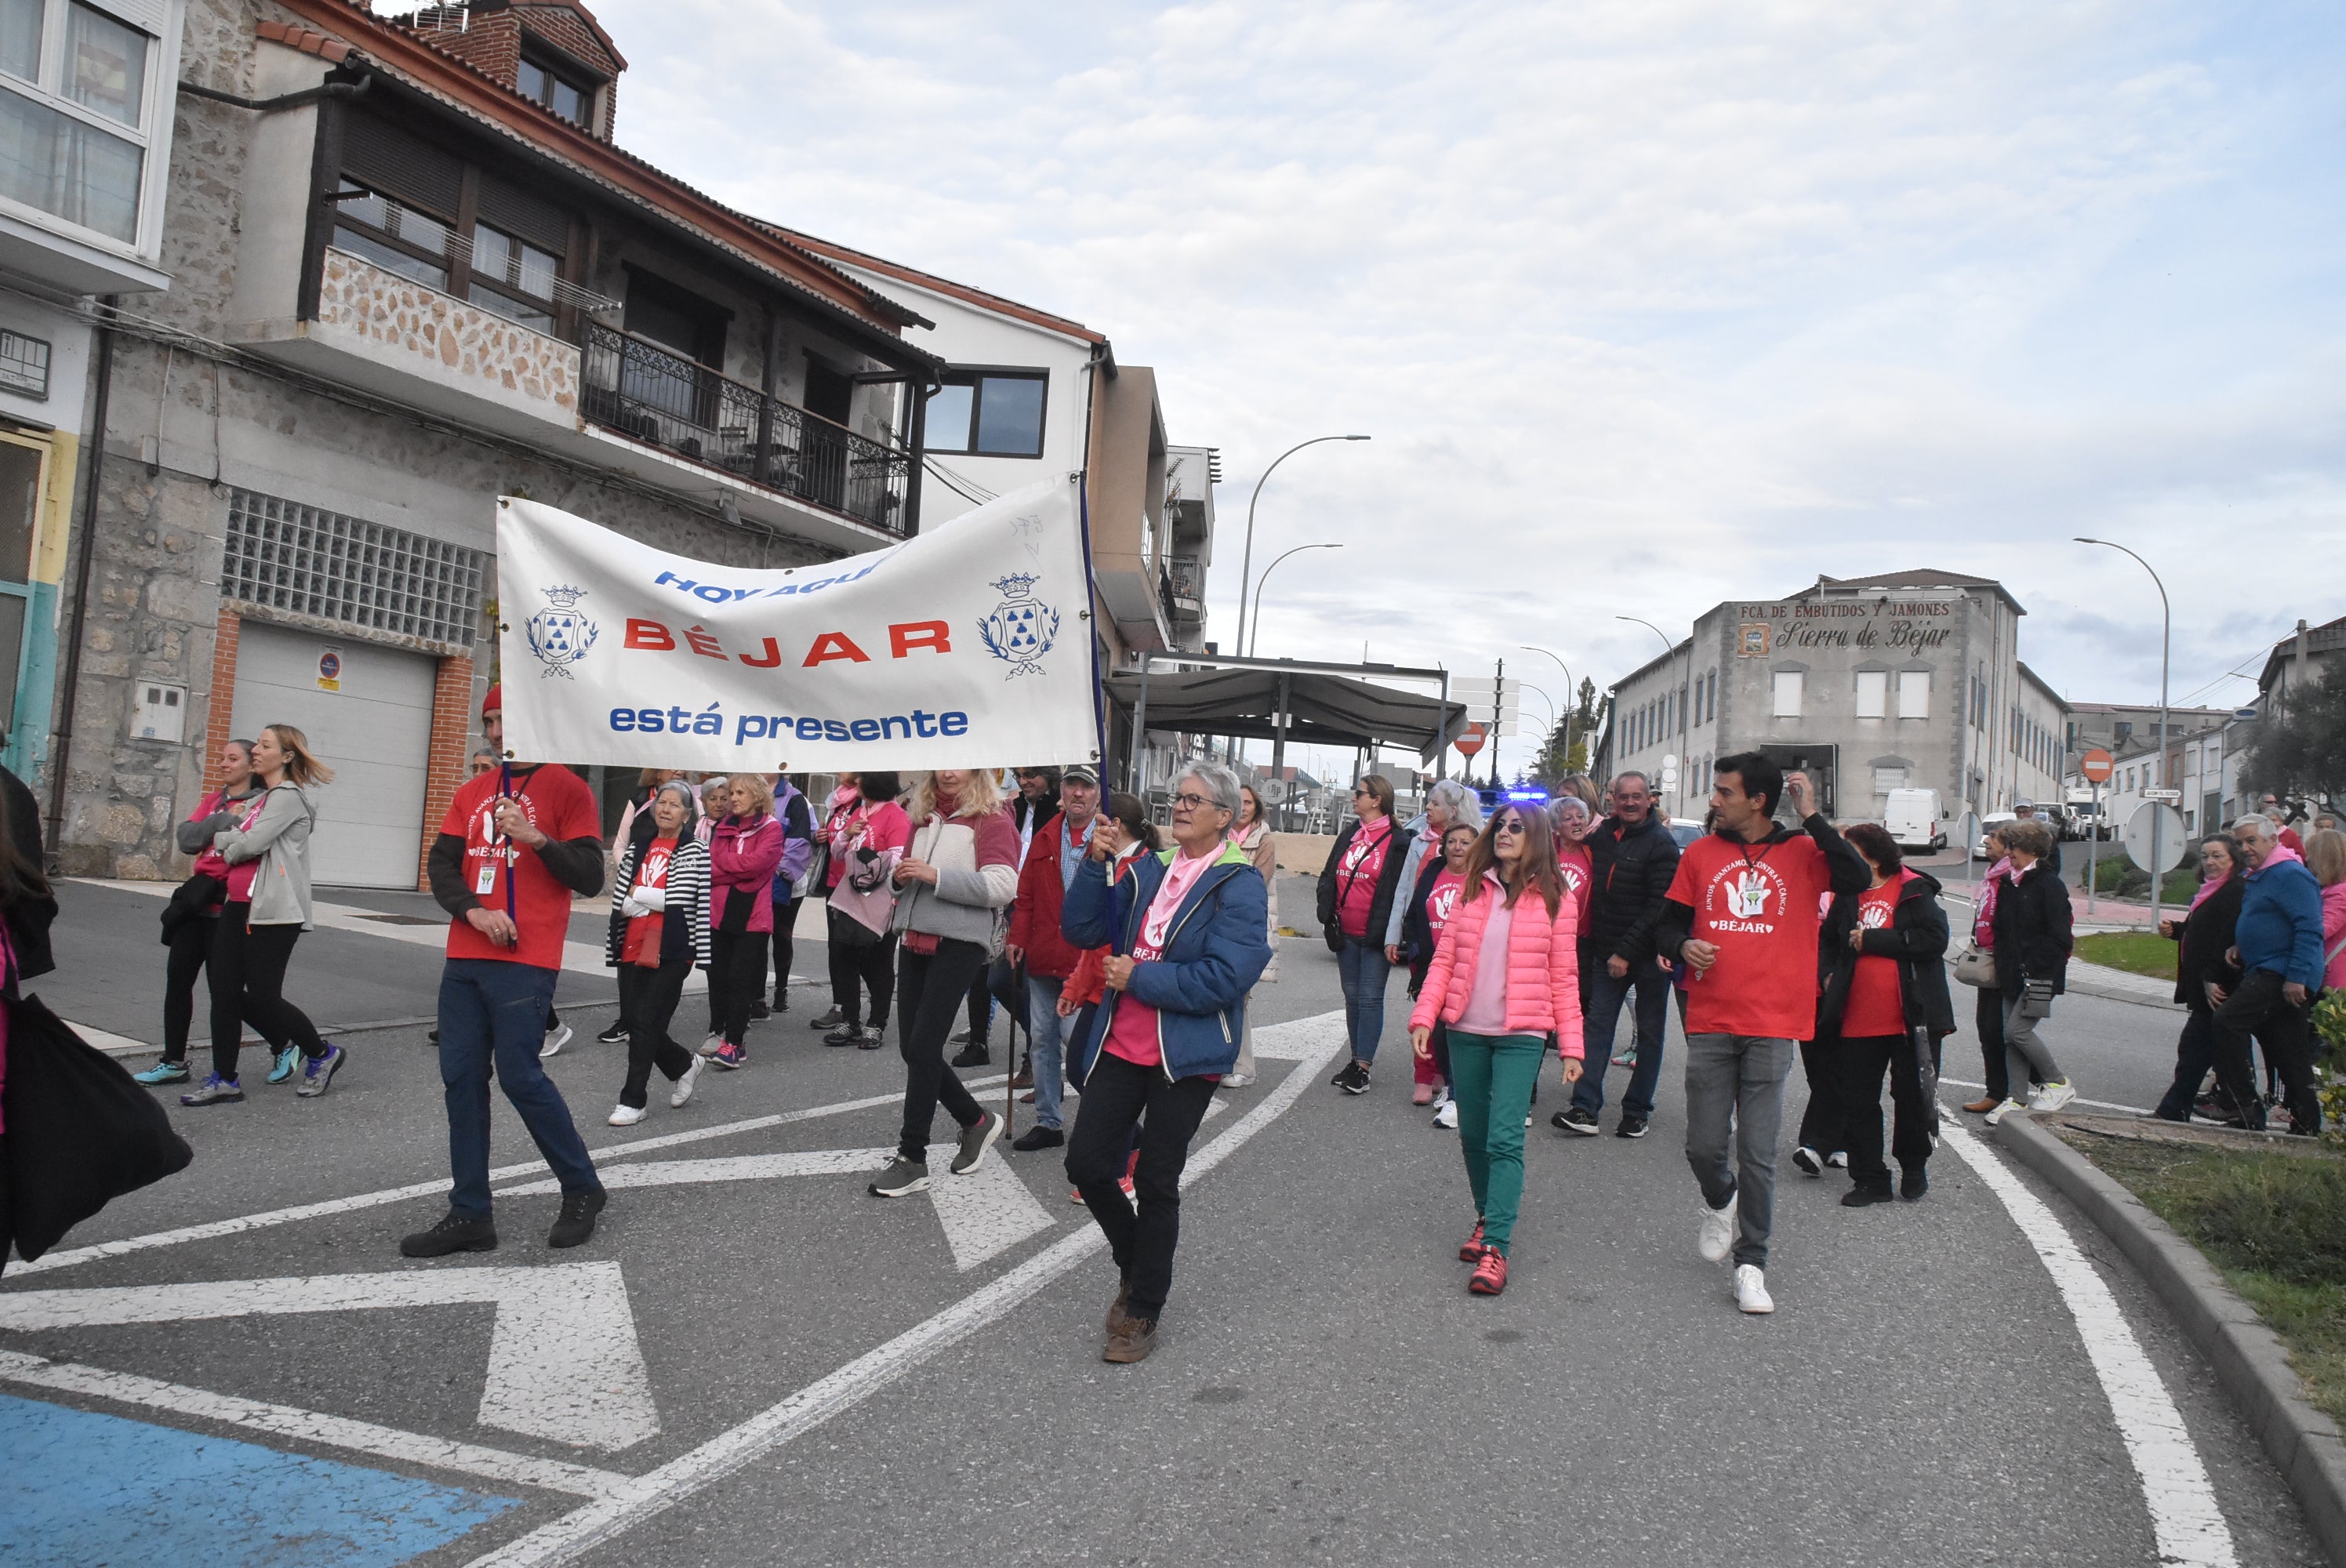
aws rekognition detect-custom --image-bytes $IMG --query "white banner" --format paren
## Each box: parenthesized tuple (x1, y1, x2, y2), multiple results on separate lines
(496, 475, 1101, 772)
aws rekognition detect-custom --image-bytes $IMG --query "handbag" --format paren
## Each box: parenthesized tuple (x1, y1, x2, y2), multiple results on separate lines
(2, 990, 194, 1264)
(2021, 978, 2055, 1020)
(1952, 942, 1996, 989)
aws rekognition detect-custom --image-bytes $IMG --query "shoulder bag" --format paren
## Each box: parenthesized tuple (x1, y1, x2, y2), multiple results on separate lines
(1952, 942, 1996, 989)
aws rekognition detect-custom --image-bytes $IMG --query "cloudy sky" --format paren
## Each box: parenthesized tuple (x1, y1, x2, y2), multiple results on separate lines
(597, 0, 2344, 779)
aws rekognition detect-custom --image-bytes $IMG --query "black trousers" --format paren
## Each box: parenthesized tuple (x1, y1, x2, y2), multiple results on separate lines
(1795, 1037, 1843, 1156)
(827, 906, 897, 1028)
(708, 928, 769, 1047)
(1066, 1050, 1218, 1323)
(617, 960, 695, 1109)
(2213, 969, 2320, 1134)
(770, 897, 802, 1003)
(163, 914, 263, 1063)
(1838, 1032, 1938, 1183)
(895, 938, 989, 1161)
(208, 906, 325, 1081)
(1975, 985, 2010, 1100)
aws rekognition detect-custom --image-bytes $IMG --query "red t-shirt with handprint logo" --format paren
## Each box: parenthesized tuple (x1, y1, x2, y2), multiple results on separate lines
(1839, 872, 1914, 1037)
(1665, 831, 1838, 1039)
(442, 764, 599, 971)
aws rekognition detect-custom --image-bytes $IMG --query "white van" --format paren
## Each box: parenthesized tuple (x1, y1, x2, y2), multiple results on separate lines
(1883, 788, 1947, 852)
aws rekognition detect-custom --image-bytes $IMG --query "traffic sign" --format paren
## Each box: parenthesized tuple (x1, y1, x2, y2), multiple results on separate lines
(2079, 749, 2115, 783)
(2124, 803, 2187, 875)
(1258, 776, 1291, 804)
(1454, 723, 1487, 757)
(2142, 787, 2182, 802)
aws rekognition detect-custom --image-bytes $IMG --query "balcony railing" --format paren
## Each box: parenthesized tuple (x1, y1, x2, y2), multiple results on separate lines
(579, 322, 910, 534)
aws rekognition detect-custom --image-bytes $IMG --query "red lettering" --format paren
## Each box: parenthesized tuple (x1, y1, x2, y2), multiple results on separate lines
(685, 624, 725, 660)
(624, 619, 674, 651)
(739, 637, 783, 668)
(803, 632, 871, 667)
(889, 620, 951, 658)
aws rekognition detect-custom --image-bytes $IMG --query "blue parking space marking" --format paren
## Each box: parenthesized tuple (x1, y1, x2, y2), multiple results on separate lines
(0, 1392, 520, 1567)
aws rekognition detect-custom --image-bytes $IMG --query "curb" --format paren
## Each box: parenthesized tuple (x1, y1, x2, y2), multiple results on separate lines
(1996, 1112, 2346, 1566)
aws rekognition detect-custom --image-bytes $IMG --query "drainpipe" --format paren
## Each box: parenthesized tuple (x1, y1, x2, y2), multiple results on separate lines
(175, 76, 369, 114)
(45, 303, 114, 858)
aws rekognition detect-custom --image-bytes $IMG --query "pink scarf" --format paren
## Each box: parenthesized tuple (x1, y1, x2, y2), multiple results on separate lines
(2188, 869, 2234, 914)
(1974, 856, 2012, 946)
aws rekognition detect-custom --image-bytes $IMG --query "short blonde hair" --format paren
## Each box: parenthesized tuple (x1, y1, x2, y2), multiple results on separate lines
(907, 768, 1004, 820)
(726, 774, 773, 817)
(2305, 828, 2346, 887)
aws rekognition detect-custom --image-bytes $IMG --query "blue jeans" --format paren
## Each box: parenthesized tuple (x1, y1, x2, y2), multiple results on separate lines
(1026, 971, 1070, 1131)
(1336, 936, 1392, 1064)
(438, 959, 601, 1218)
(1574, 952, 1669, 1118)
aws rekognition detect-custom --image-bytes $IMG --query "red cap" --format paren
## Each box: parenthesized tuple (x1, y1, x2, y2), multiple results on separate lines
(481, 683, 502, 717)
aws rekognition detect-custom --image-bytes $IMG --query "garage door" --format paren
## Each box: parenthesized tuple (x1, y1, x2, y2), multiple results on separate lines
(228, 622, 438, 888)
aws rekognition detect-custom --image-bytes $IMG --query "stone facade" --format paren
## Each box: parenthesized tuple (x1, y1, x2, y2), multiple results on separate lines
(317, 249, 580, 414)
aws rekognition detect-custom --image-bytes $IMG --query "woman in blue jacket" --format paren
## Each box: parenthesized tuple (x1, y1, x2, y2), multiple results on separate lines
(1062, 760, 1270, 1364)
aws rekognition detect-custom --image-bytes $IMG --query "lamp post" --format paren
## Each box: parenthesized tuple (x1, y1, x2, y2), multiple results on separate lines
(1618, 615, 1687, 819)
(2078, 538, 2171, 933)
(1231, 435, 1371, 661)
(1246, 543, 1344, 658)
(1521, 644, 1576, 774)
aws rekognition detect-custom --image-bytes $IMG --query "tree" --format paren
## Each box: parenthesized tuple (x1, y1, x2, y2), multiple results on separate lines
(2242, 673, 2346, 805)
(1530, 677, 1603, 786)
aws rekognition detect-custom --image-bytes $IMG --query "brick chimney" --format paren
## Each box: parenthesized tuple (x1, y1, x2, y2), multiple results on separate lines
(398, 1, 627, 140)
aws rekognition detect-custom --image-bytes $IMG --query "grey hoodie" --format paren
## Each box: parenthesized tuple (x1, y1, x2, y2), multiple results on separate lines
(215, 782, 319, 927)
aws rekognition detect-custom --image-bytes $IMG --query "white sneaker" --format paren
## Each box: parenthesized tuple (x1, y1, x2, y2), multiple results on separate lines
(670, 1054, 704, 1109)
(1792, 1145, 1821, 1177)
(1734, 1264, 1774, 1314)
(1222, 1072, 1254, 1089)
(2028, 1080, 2077, 1112)
(699, 1033, 724, 1058)
(1825, 1150, 1848, 1169)
(1432, 1098, 1458, 1130)
(606, 1102, 646, 1127)
(1698, 1193, 1738, 1263)
(1983, 1097, 2028, 1127)
(541, 1022, 574, 1059)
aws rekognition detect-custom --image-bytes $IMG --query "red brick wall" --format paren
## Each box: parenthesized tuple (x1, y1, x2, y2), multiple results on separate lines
(420, 12, 522, 86)
(202, 608, 239, 793)
(519, 5, 622, 78)
(411, 6, 619, 139)
(417, 654, 478, 891)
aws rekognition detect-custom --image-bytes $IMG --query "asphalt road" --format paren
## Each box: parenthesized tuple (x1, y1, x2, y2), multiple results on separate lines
(0, 872, 2325, 1567)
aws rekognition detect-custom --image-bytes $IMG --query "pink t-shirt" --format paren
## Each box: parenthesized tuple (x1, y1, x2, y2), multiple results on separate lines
(1335, 818, 1394, 938)
(1105, 848, 1220, 1069)
(1454, 885, 1516, 1036)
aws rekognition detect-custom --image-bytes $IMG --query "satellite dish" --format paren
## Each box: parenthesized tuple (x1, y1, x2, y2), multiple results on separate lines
(1258, 778, 1291, 804)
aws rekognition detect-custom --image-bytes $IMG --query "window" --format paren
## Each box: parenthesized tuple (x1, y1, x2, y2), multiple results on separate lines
(0, 0, 151, 245)
(1896, 669, 1925, 717)
(924, 370, 1047, 457)
(516, 56, 594, 127)
(467, 221, 558, 332)
(1773, 671, 1803, 717)
(222, 489, 486, 652)
(0, 327, 48, 398)
(332, 180, 452, 289)
(1873, 767, 1906, 792)
(63, 2, 140, 125)
(1855, 670, 1887, 718)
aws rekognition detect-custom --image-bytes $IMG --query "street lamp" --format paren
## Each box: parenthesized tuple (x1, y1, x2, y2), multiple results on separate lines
(1246, 543, 1345, 658)
(1230, 435, 1371, 662)
(1521, 644, 1576, 771)
(1617, 615, 1688, 818)
(2077, 537, 2172, 933)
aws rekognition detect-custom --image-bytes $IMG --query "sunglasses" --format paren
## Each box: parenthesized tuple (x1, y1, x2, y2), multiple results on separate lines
(1350, 786, 1373, 798)
(1494, 817, 1527, 836)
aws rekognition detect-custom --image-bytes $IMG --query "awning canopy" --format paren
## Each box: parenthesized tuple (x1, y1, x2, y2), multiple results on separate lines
(1103, 666, 1469, 762)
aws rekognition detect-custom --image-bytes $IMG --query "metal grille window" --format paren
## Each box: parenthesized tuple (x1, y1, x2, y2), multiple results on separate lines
(222, 490, 484, 651)
(0, 328, 46, 398)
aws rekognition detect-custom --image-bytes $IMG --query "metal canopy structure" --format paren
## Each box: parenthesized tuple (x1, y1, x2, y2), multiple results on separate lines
(1104, 652, 1469, 793)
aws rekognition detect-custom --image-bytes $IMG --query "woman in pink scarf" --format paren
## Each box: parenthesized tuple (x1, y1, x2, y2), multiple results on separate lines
(1960, 829, 2017, 1115)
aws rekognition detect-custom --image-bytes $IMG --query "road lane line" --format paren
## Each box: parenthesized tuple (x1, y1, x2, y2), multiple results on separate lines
(0, 1348, 631, 1498)
(1937, 1116, 2238, 1566)
(6, 1078, 1006, 1277)
(461, 1009, 1350, 1568)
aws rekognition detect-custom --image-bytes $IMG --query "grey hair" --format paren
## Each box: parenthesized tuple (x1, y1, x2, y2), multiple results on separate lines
(1427, 777, 1483, 831)
(1177, 760, 1243, 820)
(1612, 770, 1653, 793)
(2235, 815, 2275, 840)
(655, 779, 698, 812)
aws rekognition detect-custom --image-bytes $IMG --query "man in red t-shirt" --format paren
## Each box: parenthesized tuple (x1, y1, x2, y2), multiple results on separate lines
(401, 684, 610, 1258)
(1656, 753, 1866, 1315)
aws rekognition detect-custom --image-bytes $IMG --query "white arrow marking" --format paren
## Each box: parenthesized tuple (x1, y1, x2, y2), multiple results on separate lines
(500, 1145, 1057, 1272)
(0, 1262, 656, 1452)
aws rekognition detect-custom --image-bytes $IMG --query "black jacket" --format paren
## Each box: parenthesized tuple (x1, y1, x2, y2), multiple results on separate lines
(1585, 812, 1681, 965)
(2168, 877, 2244, 1008)
(1, 764, 52, 984)
(1316, 817, 1415, 948)
(1817, 869, 1956, 1041)
(1989, 859, 2072, 995)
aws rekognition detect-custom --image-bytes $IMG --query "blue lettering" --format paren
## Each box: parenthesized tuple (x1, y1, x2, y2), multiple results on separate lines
(692, 704, 723, 736)
(669, 706, 694, 732)
(881, 715, 911, 740)
(823, 720, 851, 743)
(656, 571, 697, 592)
(735, 714, 769, 745)
(638, 707, 665, 733)
(694, 583, 731, 604)
(797, 717, 822, 741)
(610, 707, 637, 732)
(940, 711, 968, 737)
(850, 718, 880, 742)
(912, 709, 939, 739)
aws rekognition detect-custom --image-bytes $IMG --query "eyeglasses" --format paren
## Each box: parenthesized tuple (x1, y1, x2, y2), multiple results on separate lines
(1171, 790, 1219, 811)
(1494, 818, 1527, 836)
(1350, 786, 1371, 797)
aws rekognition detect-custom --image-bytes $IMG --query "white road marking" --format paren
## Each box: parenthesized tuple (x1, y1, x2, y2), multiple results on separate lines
(463, 1009, 1351, 1568)
(1939, 1076, 2152, 1116)
(0, 1348, 631, 1498)
(7, 1078, 1002, 1278)
(499, 1148, 888, 1195)
(60, 1020, 153, 1057)
(0, 1261, 658, 1451)
(1937, 1116, 2238, 1566)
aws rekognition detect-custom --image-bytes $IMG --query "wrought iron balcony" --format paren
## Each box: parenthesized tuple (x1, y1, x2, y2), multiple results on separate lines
(579, 322, 910, 535)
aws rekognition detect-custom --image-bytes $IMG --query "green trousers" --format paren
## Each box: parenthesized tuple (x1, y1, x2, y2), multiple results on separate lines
(1447, 1029, 1548, 1255)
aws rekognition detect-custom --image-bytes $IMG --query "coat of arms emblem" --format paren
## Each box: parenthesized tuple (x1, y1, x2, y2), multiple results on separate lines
(525, 584, 599, 678)
(978, 572, 1058, 679)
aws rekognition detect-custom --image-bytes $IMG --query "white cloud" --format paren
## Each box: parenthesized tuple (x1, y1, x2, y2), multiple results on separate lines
(594, 0, 2346, 770)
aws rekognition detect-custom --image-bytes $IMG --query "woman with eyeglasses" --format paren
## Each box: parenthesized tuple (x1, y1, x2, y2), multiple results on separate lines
(1316, 774, 1414, 1095)
(1062, 762, 1271, 1362)
(1408, 804, 1584, 1296)
(1383, 778, 1483, 1105)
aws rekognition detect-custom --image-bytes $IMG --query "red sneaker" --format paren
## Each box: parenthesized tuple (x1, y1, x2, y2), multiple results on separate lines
(1458, 1220, 1486, 1262)
(1468, 1248, 1508, 1295)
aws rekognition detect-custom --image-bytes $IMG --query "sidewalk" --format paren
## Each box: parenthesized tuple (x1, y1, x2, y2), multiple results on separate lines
(1930, 872, 2179, 1011)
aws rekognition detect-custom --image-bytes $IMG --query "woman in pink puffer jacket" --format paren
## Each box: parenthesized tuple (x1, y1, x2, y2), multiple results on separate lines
(1409, 801, 1584, 1298)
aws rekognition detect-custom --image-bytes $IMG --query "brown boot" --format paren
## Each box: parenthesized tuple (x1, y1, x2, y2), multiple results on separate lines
(1103, 1316, 1157, 1363)
(1962, 1097, 1998, 1114)
(1106, 1275, 1133, 1334)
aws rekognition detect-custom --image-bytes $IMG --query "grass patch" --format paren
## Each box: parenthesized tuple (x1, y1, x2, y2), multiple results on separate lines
(2068, 1134, 2346, 1427)
(2075, 931, 2178, 981)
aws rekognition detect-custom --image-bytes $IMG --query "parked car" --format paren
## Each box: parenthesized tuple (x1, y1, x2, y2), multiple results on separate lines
(1883, 788, 1947, 852)
(1970, 811, 2019, 857)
